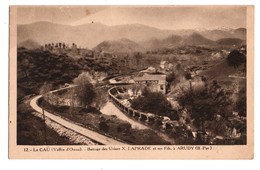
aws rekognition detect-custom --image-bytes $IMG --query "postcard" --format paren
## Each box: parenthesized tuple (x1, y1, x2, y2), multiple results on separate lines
(9, 5, 254, 159)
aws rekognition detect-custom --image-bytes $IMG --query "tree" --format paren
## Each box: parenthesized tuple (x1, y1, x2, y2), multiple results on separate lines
(227, 50, 246, 69)
(166, 71, 176, 84)
(19, 55, 33, 84)
(133, 52, 143, 67)
(39, 82, 53, 144)
(184, 71, 192, 80)
(130, 89, 173, 118)
(73, 72, 96, 108)
(68, 88, 77, 114)
(93, 88, 107, 110)
(177, 79, 234, 142)
(99, 120, 109, 133)
(235, 86, 246, 117)
(39, 82, 53, 102)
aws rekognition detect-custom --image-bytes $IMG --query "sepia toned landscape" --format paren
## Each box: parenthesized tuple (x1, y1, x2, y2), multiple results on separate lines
(16, 6, 247, 146)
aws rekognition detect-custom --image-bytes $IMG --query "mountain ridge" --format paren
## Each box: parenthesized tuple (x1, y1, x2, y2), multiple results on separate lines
(18, 21, 246, 49)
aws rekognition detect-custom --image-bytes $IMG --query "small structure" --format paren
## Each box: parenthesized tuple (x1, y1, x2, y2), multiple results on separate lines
(94, 51, 113, 66)
(81, 49, 94, 59)
(134, 73, 166, 94)
(160, 61, 169, 70)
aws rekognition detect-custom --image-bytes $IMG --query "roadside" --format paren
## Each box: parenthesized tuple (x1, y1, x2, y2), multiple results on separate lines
(31, 95, 127, 145)
(17, 97, 74, 145)
(37, 96, 170, 145)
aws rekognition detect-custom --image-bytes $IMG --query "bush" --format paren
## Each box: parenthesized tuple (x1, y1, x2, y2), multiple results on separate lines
(117, 122, 131, 134)
(99, 120, 109, 133)
(130, 90, 173, 118)
(227, 50, 246, 68)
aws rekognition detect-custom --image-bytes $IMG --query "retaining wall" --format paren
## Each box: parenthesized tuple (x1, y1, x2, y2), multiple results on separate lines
(108, 87, 178, 130)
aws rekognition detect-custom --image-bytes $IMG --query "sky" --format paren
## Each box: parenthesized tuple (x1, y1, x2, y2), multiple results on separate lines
(17, 6, 247, 30)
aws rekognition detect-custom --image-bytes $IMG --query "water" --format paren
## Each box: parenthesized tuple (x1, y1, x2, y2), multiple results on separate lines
(100, 102, 147, 130)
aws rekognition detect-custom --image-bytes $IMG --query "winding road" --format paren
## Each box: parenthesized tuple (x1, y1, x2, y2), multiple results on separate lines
(30, 94, 126, 145)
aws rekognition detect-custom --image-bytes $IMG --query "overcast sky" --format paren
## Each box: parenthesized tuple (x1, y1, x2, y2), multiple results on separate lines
(17, 6, 247, 30)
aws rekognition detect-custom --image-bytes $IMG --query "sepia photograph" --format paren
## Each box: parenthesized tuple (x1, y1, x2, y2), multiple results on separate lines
(9, 5, 254, 159)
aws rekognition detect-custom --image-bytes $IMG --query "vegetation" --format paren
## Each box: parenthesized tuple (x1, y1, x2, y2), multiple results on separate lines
(17, 100, 73, 145)
(17, 49, 82, 100)
(16, 36, 247, 145)
(227, 50, 246, 68)
(177, 78, 246, 139)
(39, 82, 53, 144)
(235, 86, 247, 117)
(71, 72, 107, 110)
(41, 102, 170, 145)
(93, 88, 108, 110)
(130, 88, 174, 119)
(39, 82, 53, 110)
(72, 72, 96, 108)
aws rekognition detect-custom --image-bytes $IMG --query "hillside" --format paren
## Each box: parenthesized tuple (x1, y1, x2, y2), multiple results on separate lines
(200, 59, 246, 82)
(200, 29, 235, 41)
(217, 38, 244, 46)
(143, 33, 216, 49)
(233, 28, 247, 40)
(17, 49, 82, 100)
(181, 32, 216, 46)
(200, 28, 246, 41)
(18, 39, 41, 49)
(17, 48, 140, 100)
(93, 38, 145, 53)
(143, 35, 182, 49)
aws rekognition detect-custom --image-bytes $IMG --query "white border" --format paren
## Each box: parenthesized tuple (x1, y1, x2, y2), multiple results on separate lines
(1, 0, 259, 170)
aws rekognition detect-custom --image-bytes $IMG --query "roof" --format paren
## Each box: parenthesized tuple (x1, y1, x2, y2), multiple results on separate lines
(134, 74, 166, 84)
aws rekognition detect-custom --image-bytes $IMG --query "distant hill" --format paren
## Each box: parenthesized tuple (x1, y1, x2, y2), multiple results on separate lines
(200, 28, 246, 41)
(18, 39, 41, 49)
(200, 29, 235, 41)
(93, 38, 145, 53)
(18, 22, 173, 49)
(217, 38, 244, 46)
(181, 32, 216, 46)
(143, 35, 183, 49)
(232, 28, 246, 40)
(17, 21, 246, 49)
(143, 33, 216, 49)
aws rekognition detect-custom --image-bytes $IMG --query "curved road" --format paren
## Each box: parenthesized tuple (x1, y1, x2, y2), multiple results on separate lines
(30, 94, 126, 145)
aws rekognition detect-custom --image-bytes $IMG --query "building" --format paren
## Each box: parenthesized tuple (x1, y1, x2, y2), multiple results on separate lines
(83, 50, 95, 61)
(94, 51, 114, 66)
(134, 73, 166, 94)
